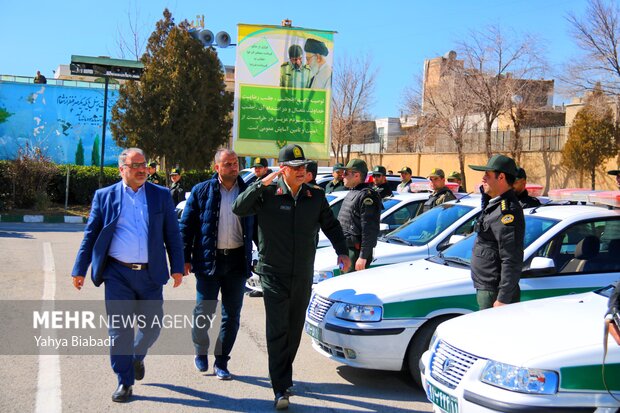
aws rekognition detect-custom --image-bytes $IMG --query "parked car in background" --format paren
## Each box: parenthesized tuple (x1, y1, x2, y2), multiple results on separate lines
(305, 202, 620, 385)
(421, 284, 620, 412)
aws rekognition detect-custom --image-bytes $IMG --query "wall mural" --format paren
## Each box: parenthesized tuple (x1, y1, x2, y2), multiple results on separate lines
(0, 81, 121, 165)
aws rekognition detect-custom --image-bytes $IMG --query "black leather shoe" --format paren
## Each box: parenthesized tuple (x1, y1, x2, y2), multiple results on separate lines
(133, 360, 145, 381)
(274, 391, 289, 410)
(112, 384, 133, 403)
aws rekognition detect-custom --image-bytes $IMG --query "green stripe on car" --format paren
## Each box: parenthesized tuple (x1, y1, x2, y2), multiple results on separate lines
(560, 364, 620, 391)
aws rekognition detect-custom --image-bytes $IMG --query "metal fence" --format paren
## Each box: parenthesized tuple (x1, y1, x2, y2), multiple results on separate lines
(387, 126, 568, 154)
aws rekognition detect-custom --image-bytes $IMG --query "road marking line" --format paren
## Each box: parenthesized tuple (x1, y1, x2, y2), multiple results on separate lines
(35, 242, 62, 413)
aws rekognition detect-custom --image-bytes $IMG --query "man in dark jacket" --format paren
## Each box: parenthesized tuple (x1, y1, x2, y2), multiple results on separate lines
(169, 168, 185, 205)
(325, 162, 346, 193)
(371, 165, 392, 199)
(233, 144, 350, 410)
(421, 168, 456, 213)
(179, 149, 254, 381)
(513, 167, 541, 209)
(469, 155, 525, 310)
(339, 159, 382, 271)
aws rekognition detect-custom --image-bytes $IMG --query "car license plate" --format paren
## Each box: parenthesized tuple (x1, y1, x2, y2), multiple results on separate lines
(304, 322, 322, 341)
(426, 380, 458, 413)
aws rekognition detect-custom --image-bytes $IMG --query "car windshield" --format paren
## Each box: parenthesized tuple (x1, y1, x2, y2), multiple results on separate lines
(437, 215, 560, 265)
(382, 198, 400, 211)
(384, 204, 474, 247)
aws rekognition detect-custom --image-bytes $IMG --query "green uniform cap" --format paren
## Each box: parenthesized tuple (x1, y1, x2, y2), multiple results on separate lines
(447, 171, 461, 180)
(170, 168, 181, 175)
(428, 168, 445, 178)
(515, 167, 527, 180)
(398, 166, 412, 174)
(608, 169, 620, 176)
(252, 157, 268, 168)
(469, 154, 518, 178)
(372, 165, 387, 175)
(333, 162, 345, 170)
(278, 144, 310, 166)
(345, 159, 368, 176)
(288, 44, 303, 58)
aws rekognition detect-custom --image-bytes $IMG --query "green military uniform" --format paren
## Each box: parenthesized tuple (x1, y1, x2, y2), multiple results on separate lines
(421, 187, 456, 213)
(147, 172, 162, 185)
(516, 189, 541, 209)
(325, 179, 346, 193)
(232, 144, 347, 403)
(469, 155, 525, 310)
(373, 182, 392, 199)
(338, 183, 382, 270)
(280, 62, 311, 89)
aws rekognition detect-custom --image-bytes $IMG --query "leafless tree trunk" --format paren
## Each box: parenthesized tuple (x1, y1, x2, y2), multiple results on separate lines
(457, 25, 546, 158)
(331, 54, 377, 164)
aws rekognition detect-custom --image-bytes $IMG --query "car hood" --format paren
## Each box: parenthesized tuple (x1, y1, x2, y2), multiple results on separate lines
(436, 292, 614, 366)
(313, 258, 470, 306)
(314, 240, 427, 271)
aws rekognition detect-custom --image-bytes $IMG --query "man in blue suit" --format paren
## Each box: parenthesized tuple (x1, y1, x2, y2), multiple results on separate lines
(72, 147, 184, 402)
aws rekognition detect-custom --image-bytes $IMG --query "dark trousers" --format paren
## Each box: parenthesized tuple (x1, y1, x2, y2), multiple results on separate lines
(476, 287, 521, 310)
(260, 272, 313, 395)
(193, 249, 246, 369)
(104, 261, 163, 386)
(345, 247, 373, 273)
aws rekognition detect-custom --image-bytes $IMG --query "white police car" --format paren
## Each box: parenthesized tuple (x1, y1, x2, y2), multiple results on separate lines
(313, 195, 481, 283)
(420, 284, 620, 412)
(305, 199, 620, 384)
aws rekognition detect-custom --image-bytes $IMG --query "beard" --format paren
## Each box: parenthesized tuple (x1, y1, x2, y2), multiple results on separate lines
(309, 59, 320, 76)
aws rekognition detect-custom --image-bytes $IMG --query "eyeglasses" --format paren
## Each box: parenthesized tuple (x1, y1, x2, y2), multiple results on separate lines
(344, 170, 359, 176)
(123, 162, 148, 169)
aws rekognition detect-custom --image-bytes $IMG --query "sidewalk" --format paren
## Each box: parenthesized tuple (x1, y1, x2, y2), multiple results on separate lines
(0, 214, 87, 223)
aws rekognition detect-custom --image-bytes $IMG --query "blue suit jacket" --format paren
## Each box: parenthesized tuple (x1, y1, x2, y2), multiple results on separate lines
(72, 181, 184, 287)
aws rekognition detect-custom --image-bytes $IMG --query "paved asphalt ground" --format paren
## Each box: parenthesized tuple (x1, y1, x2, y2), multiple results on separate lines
(0, 222, 433, 412)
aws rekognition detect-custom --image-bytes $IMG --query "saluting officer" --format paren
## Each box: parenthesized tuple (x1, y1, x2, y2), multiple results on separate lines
(513, 167, 541, 209)
(469, 155, 525, 310)
(232, 144, 350, 410)
(421, 168, 456, 213)
(339, 159, 382, 272)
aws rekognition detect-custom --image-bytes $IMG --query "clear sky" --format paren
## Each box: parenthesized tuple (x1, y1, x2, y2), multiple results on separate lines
(3, 0, 589, 118)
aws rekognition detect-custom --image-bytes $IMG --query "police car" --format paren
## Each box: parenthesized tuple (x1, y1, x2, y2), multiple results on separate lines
(312, 194, 481, 282)
(420, 285, 620, 412)
(304, 194, 620, 384)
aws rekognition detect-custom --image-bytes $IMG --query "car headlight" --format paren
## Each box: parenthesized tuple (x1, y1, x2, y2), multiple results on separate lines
(313, 270, 333, 283)
(481, 360, 558, 394)
(333, 303, 382, 322)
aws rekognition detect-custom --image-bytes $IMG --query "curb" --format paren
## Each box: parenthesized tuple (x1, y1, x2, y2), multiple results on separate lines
(0, 215, 87, 223)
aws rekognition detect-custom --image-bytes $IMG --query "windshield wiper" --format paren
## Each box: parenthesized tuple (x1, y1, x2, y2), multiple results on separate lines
(442, 256, 470, 266)
(386, 236, 413, 246)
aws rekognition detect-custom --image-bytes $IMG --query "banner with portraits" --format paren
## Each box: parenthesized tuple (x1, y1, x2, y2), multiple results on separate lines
(233, 24, 335, 160)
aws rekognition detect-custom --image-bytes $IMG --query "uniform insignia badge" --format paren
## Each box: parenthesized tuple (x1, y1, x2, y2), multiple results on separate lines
(254, 157, 261, 164)
(306, 190, 312, 197)
(276, 187, 283, 195)
(363, 198, 374, 205)
(501, 214, 514, 225)
(293, 147, 302, 158)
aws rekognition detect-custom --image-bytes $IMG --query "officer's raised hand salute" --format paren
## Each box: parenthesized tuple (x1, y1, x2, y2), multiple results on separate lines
(232, 144, 350, 409)
(469, 155, 525, 310)
(339, 159, 382, 272)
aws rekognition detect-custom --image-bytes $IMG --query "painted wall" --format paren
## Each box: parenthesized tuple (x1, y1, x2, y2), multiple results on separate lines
(0, 81, 121, 165)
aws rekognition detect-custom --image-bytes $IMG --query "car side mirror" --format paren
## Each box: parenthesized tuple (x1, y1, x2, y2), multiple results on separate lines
(379, 223, 390, 234)
(523, 257, 556, 277)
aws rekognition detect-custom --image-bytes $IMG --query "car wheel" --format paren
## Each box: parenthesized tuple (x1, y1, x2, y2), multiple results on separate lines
(406, 315, 454, 388)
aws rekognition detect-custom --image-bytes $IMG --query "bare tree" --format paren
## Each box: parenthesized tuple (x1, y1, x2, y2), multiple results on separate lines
(457, 25, 546, 158)
(114, 1, 148, 60)
(406, 68, 474, 190)
(331, 54, 377, 164)
(564, 0, 620, 95)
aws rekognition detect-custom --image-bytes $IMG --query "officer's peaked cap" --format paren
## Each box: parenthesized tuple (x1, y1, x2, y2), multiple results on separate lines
(469, 154, 518, 178)
(288, 44, 303, 58)
(278, 144, 310, 167)
(345, 159, 368, 176)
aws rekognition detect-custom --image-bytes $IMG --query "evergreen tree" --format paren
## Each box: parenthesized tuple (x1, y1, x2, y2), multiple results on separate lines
(562, 86, 618, 189)
(91, 135, 100, 166)
(75, 138, 85, 165)
(110, 9, 233, 169)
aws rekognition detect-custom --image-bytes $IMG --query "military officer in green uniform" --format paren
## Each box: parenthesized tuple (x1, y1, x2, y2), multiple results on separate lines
(232, 144, 350, 410)
(338, 159, 382, 272)
(513, 167, 541, 209)
(279, 45, 311, 89)
(371, 165, 392, 199)
(147, 162, 163, 185)
(421, 168, 457, 213)
(325, 162, 347, 193)
(469, 154, 525, 310)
